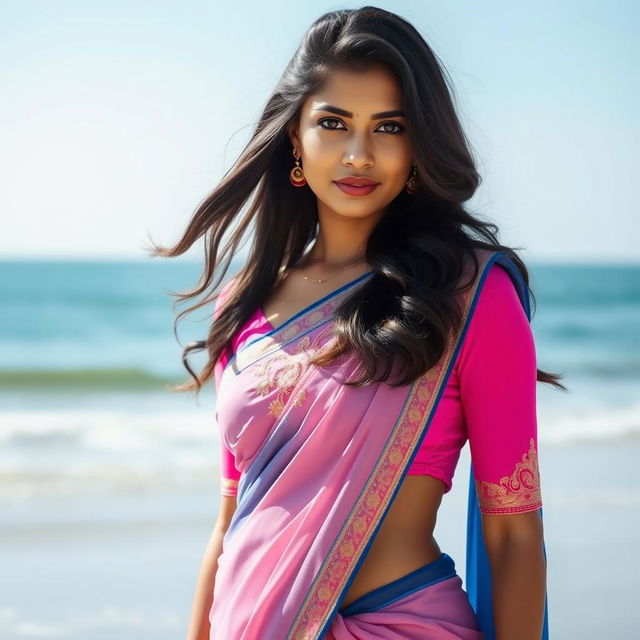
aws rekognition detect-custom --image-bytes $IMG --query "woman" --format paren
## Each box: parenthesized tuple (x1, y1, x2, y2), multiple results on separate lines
(151, 7, 565, 639)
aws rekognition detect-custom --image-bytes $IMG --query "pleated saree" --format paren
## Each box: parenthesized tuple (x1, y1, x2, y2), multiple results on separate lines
(209, 247, 550, 639)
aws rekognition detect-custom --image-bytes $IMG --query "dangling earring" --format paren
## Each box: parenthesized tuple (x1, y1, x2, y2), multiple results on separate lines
(289, 147, 306, 187)
(405, 163, 418, 195)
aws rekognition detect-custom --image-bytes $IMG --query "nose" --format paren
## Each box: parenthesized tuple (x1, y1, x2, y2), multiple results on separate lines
(342, 134, 374, 169)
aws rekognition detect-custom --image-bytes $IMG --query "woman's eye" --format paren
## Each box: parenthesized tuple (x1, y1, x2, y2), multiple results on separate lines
(378, 121, 405, 134)
(317, 118, 404, 134)
(318, 117, 346, 130)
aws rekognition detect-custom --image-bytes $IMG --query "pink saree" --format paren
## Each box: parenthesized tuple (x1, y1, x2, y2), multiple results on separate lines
(209, 247, 550, 639)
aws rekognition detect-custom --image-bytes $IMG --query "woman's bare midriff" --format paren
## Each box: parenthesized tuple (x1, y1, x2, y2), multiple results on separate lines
(339, 474, 445, 609)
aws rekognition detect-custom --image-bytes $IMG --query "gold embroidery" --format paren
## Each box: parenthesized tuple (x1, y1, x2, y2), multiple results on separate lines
(253, 330, 330, 418)
(475, 438, 542, 514)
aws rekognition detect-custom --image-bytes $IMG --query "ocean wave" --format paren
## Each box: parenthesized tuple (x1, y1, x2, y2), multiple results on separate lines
(0, 400, 639, 496)
(0, 408, 216, 447)
(0, 367, 182, 391)
(0, 605, 182, 637)
(539, 401, 640, 443)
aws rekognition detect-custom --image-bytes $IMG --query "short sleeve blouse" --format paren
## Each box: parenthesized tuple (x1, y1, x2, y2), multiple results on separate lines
(214, 264, 543, 515)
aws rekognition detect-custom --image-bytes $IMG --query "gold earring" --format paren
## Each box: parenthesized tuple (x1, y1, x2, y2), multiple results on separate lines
(405, 163, 417, 194)
(289, 148, 306, 187)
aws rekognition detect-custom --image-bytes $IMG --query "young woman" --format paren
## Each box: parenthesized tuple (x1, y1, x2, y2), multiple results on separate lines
(151, 7, 565, 640)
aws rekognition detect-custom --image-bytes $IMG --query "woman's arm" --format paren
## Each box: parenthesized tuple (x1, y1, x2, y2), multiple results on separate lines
(186, 277, 241, 638)
(458, 263, 547, 637)
(482, 510, 547, 640)
(185, 495, 237, 640)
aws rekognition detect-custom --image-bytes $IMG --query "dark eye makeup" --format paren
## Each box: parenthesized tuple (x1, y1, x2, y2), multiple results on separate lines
(317, 117, 405, 134)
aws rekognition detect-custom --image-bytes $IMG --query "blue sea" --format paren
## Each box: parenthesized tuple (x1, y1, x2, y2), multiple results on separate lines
(1, 258, 639, 638)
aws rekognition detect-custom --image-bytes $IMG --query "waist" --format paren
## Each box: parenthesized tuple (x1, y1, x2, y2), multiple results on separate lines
(368, 529, 442, 564)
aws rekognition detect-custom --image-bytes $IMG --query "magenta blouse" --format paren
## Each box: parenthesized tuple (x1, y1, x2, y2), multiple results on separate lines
(215, 263, 542, 515)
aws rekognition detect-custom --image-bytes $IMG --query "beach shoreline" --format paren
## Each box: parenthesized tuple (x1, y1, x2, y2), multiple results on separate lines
(2, 438, 639, 638)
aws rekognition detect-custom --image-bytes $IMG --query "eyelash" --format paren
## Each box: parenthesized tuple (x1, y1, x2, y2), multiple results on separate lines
(317, 117, 405, 134)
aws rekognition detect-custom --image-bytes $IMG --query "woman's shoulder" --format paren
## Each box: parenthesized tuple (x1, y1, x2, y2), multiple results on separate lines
(464, 262, 529, 326)
(454, 260, 533, 370)
(460, 248, 524, 306)
(219, 274, 241, 298)
(475, 260, 525, 312)
(214, 275, 241, 320)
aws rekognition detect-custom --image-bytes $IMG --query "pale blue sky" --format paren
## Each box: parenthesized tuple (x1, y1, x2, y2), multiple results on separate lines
(1, 1, 638, 263)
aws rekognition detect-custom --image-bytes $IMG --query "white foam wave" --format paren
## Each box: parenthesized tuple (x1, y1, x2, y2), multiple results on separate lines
(0, 408, 217, 448)
(539, 401, 640, 443)
(1, 400, 639, 497)
(0, 605, 182, 637)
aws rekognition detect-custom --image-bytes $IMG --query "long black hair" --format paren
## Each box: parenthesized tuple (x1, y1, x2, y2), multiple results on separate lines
(147, 5, 566, 396)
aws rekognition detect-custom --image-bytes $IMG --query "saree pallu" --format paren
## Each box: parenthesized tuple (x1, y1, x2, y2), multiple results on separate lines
(210, 247, 550, 639)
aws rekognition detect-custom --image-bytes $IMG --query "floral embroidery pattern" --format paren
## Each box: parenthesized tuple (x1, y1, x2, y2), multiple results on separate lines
(475, 437, 542, 514)
(253, 329, 332, 418)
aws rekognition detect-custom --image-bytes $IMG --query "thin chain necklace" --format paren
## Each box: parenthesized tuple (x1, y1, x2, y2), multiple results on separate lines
(299, 258, 368, 284)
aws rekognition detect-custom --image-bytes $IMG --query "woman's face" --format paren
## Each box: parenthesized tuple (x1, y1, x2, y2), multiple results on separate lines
(288, 64, 414, 221)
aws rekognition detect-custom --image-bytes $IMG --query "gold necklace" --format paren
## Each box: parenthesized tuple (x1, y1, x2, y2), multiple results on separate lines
(299, 258, 368, 284)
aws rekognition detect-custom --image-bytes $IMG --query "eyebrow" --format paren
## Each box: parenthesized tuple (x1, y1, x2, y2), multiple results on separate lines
(311, 103, 406, 119)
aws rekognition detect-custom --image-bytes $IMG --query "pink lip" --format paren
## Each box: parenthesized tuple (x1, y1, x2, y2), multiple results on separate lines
(335, 177, 379, 186)
(333, 181, 379, 196)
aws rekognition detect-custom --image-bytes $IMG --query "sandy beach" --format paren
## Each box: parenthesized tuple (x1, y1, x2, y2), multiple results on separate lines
(1, 436, 639, 639)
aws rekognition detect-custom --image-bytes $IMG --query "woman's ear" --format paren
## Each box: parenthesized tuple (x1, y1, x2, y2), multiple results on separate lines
(287, 120, 300, 151)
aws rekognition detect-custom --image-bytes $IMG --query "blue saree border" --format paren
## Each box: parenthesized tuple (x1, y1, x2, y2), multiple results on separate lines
(338, 552, 457, 616)
(223, 269, 376, 375)
(465, 252, 550, 640)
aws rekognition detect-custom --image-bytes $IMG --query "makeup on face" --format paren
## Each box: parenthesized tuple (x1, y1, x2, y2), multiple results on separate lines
(333, 178, 380, 196)
(310, 102, 406, 197)
(293, 66, 413, 212)
(312, 103, 406, 120)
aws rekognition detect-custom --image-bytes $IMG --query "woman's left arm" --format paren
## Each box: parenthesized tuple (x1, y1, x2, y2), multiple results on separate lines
(457, 263, 547, 639)
(482, 510, 547, 640)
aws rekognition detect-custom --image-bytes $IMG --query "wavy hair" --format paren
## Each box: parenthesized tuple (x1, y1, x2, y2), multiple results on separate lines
(147, 5, 567, 396)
